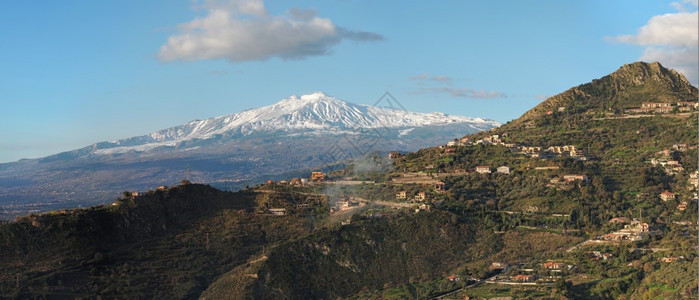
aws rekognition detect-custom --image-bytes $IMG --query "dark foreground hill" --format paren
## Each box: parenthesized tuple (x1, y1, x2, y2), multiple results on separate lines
(0, 182, 581, 299)
(0, 184, 316, 298)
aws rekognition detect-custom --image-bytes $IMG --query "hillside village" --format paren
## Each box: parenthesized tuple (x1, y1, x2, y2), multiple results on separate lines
(236, 64, 699, 298)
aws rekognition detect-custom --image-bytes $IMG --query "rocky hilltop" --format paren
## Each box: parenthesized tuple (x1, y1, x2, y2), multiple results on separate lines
(517, 61, 697, 123)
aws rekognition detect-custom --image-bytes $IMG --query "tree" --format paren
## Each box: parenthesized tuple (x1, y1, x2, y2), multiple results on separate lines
(554, 278, 572, 298)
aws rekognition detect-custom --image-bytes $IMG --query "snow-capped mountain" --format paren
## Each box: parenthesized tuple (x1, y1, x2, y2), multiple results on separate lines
(92, 92, 499, 155)
(0, 92, 500, 218)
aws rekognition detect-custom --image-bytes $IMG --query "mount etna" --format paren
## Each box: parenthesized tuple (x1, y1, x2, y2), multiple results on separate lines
(0, 92, 499, 219)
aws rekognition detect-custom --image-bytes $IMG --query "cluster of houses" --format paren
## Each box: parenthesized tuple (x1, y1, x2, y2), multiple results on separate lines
(626, 101, 698, 114)
(650, 155, 685, 175)
(542, 261, 570, 270)
(396, 190, 427, 201)
(645, 145, 699, 204)
(522, 145, 588, 160)
(264, 172, 326, 187)
(645, 145, 699, 205)
(266, 171, 368, 188)
(485, 261, 575, 285)
(439, 133, 589, 161)
(266, 178, 310, 187)
(599, 218, 651, 241)
(649, 145, 698, 176)
(440, 134, 514, 148)
(474, 165, 510, 174)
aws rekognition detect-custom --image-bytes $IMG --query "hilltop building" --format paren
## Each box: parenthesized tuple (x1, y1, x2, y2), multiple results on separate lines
(310, 172, 326, 182)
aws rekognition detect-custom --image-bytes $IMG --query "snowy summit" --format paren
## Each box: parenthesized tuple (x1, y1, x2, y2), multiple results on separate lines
(94, 92, 500, 154)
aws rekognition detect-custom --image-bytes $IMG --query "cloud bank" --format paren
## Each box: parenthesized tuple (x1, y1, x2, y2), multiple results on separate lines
(608, 1, 698, 85)
(417, 87, 506, 99)
(158, 0, 383, 62)
(409, 72, 505, 99)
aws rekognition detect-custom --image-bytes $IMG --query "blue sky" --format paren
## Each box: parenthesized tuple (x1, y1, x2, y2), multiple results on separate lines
(0, 0, 697, 163)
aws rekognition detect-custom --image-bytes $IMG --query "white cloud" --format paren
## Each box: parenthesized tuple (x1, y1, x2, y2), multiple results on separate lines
(159, 0, 383, 62)
(611, 11, 697, 46)
(607, 2, 698, 85)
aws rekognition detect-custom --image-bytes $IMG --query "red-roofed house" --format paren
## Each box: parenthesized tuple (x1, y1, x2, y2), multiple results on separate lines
(677, 202, 687, 211)
(476, 166, 491, 174)
(660, 191, 676, 201)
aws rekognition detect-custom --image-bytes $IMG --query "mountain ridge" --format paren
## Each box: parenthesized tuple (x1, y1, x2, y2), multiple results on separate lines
(517, 61, 697, 123)
(83, 92, 499, 156)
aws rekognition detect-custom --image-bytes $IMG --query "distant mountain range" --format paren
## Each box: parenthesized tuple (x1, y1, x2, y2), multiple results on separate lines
(0, 92, 499, 218)
(85, 92, 498, 155)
